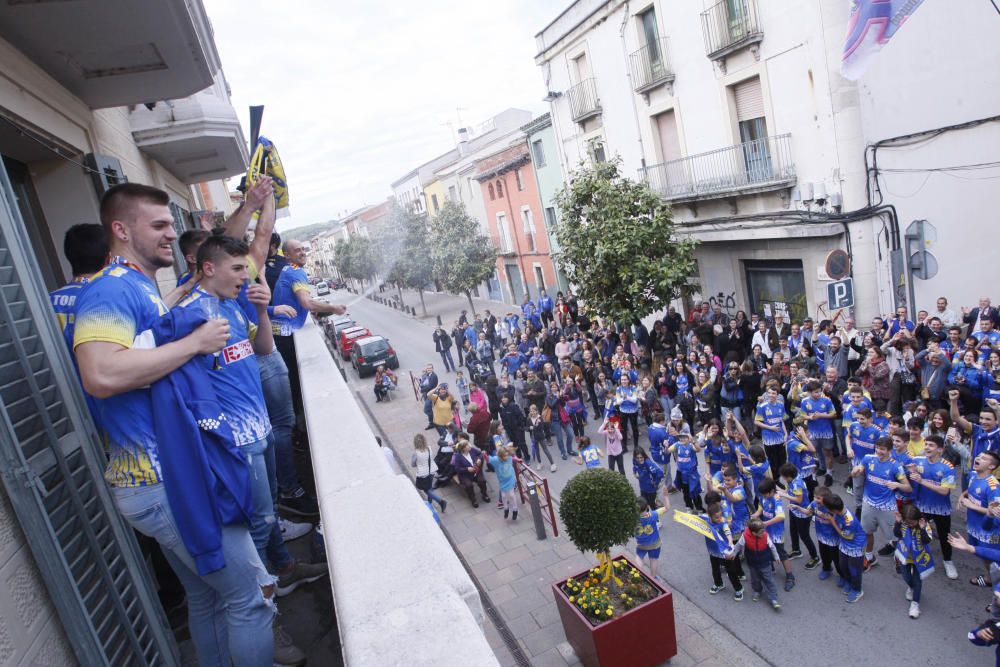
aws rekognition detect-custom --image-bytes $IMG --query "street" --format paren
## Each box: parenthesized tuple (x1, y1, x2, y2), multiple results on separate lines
(328, 288, 989, 666)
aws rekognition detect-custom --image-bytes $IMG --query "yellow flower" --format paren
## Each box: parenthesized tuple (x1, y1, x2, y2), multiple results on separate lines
(569, 596, 575, 603)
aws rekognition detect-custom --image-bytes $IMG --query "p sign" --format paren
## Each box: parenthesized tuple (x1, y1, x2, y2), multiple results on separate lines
(828, 278, 854, 309)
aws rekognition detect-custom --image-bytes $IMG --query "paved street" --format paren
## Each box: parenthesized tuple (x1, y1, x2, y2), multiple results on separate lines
(326, 287, 990, 666)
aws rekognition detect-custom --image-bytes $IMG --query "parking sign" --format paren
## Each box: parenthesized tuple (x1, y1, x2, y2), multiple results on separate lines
(828, 278, 854, 309)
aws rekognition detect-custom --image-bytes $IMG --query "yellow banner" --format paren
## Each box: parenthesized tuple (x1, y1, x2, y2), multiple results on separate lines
(246, 136, 290, 218)
(673, 511, 714, 539)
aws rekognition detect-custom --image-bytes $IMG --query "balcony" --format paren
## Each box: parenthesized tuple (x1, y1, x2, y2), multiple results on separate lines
(567, 78, 601, 123)
(0, 0, 219, 109)
(629, 38, 675, 94)
(129, 74, 248, 185)
(701, 0, 763, 63)
(639, 133, 795, 203)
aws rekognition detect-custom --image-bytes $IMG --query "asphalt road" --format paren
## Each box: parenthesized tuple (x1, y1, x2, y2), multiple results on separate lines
(326, 288, 992, 666)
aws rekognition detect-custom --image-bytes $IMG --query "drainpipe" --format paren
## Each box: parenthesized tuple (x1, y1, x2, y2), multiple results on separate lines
(619, 0, 648, 169)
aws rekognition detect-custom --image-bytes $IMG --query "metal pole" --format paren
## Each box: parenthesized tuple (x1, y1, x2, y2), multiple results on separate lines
(526, 481, 547, 540)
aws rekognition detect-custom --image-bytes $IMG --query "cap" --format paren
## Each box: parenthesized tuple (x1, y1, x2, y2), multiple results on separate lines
(670, 407, 683, 420)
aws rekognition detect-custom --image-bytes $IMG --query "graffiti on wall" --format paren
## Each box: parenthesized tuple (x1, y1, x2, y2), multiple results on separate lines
(707, 291, 738, 316)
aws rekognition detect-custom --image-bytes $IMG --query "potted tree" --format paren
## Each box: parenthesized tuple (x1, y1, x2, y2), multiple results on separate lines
(553, 469, 677, 667)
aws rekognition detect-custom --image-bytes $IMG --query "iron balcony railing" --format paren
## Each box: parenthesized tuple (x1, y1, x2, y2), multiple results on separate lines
(640, 133, 795, 201)
(567, 78, 601, 122)
(629, 37, 674, 93)
(701, 0, 762, 59)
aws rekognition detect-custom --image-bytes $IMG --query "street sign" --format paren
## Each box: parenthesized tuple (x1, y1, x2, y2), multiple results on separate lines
(828, 278, 854, 309)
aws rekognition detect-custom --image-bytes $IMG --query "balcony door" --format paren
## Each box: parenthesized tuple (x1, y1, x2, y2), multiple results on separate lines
(652, 110, 684, 195)
(639, 8, 664, 77)
(504, 263, 524, 304)
(733, 77, 772, 184)
(571, 53, 592, 85)
(727, 0, 751, 40)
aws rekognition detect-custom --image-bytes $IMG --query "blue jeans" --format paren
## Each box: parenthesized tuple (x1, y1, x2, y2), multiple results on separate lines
(242, 437, 293, 572)
(112, 483, 274, 667)
(439, 349, 456, 372)
(658, 395, 673, 419)
(550, 421, 575, 455)
(257, 350, 301, 495)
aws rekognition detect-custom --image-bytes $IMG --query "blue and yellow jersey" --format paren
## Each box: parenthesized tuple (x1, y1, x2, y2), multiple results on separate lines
(809, 501, 838, 546)
(847, 422, 880, 462)
(580, 444, 602, 469)
(755, 401, 786, 446)
(836, 509, 867, 556)
(760, 495, 785, 543)
(49, 277, 88, 350)
(800, 395, 835, 439)
(73, 258, 168, 487)
(636, 507, 667, 551)
(861, 454, 906, 511)
(176, 287, 270, 447)
(911, 456, 955, 516)
(270, 263, 310, 336)
(967, 474, 1000, 543)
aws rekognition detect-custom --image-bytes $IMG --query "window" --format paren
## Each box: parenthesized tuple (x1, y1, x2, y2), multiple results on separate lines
(732, 77, 772, 182)
(588, 138, 607, 163)
(431, 193, 439, 213)
(497, 212, 513, 253)
(534, 265, 546, 294)
(532, 139, 546, 167)
(448, 185, 457, 201)
(496, 179, 504, 198)
(639, 7, 661, 64)
(515, 169, 524, 191)
(544, 207, 557, 232)
(521, 206, 537, 253)
(488, 183, 495, 200)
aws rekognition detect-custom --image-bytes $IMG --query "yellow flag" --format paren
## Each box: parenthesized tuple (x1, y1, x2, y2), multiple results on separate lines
(673, 511, 714, 540)
(246, 136, 290, 218)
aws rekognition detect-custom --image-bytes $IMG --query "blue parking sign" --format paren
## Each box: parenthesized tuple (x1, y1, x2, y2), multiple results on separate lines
(828, 278, 854, 309)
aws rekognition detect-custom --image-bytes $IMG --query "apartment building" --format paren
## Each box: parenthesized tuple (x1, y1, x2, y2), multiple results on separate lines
(522, 113, 570, 293)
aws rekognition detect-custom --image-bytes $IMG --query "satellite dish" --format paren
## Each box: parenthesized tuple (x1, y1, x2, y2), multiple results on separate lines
(825, 249, 851, 281)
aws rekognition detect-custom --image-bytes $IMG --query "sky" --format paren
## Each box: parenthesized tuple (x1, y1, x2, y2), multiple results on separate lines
(206, 0, 563, 232)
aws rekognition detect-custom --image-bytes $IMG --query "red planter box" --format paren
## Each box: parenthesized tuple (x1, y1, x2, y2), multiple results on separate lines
(552, 555, 676, 667)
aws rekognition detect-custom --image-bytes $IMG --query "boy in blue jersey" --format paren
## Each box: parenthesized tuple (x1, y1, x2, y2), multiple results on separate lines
(755, 386, 788, 479)
(789, 486, 842, 581)
(635, 493, 670, 580)
(49, 223, 107, 351)
(708, 465, 750, 537)
(950, 390, 1000, 475)
(908, 434, 958, 579)
(753, 479, 795, 590)
(785, 426, 818, 503)
(739, 445, 771, 509)
(960, 450, 1000, 588)
(703, 503, 743, 600)
(669, 431, 705, 512)
(825, 493, 867, 602)
(852, 437, 912, 570)
(648, 414, 674, 493)
(845, 407, 880, 495)
(800, 380, 837, 487)
(573, 436, 605, 469)
(779, 460, 819, 572)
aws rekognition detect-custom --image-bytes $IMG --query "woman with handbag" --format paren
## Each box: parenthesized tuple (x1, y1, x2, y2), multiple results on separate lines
(411, 434, 447, 513)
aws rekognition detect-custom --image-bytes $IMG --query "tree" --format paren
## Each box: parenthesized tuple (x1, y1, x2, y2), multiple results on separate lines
(335, 235, 377, 288)
(376, 203, 436, 317)
(559, 469, 639, 581)
(553, 159, 697, 324)
(430, 200, 497, 317)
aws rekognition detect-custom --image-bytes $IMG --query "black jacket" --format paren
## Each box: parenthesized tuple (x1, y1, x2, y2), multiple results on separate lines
(433, 330, 452, 352)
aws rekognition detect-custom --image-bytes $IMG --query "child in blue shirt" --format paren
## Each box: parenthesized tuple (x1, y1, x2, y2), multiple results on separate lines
(788, 486, 842, 581)
(573, 436, 604, 470)
(704, 502, 743, 600)
(825, 493, 868, 603)
(635, 494, 670, 580)
(754, 479, 794, 590)
(800, 380, 837, 485)
(633, 446, 665, 510)
(669, 432, 704, 512)
(779, 461, 818, 575)
(738, 444, 771, 509)
(488, 445, 519, 521)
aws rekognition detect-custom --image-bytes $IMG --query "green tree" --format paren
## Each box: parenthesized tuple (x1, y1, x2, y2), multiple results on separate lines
(376, 203, 436, 316)
(559, 469, 639, 581)
(553, 159, 697, 323)
(430, 200, 497, 317)
(335, 235, 377, 288)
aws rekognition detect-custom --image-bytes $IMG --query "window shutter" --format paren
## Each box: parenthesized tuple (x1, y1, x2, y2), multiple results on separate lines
(0, 167, 177, 665)
(733, 77, 764, 121)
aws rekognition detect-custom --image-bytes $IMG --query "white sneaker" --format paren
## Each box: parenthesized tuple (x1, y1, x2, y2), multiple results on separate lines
(280, 518, 312, 542)
(905, 587, 913, 601)
(943, 560, 958, 580)
(550, 463, 558, 473)
(535, 462, 542, 471)
(908, 601, 920, 619)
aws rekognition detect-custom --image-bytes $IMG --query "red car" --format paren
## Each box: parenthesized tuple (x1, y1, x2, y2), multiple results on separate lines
(339, 326, 372, 360)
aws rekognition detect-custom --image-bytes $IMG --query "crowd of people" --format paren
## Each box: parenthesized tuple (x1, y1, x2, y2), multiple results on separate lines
(48, 178, 344, 666)
(413, 290, 1000, 658)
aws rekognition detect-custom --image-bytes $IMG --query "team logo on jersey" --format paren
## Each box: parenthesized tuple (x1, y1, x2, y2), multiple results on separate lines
(222, 339, 253, 364)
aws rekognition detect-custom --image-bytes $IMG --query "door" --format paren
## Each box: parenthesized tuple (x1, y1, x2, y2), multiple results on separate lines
(745, 260, 807, 324)
(639, 8, 663, 76)
(488, 269, 503, 302)
(733, 78, 771, 184)
(505, 263, 524, 304)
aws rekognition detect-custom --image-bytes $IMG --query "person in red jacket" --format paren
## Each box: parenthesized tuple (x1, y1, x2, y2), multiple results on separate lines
(735, 518, 782, 610)
(466, 402, 492, 453)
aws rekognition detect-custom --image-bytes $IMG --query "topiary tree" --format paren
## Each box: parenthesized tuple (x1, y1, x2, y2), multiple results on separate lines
(559, 469, 640, 583)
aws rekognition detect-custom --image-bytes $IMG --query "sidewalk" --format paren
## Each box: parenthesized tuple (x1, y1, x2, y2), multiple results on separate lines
(355, 386, 770, 667)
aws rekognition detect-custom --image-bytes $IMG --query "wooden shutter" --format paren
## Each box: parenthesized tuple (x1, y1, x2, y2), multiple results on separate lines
(734, 77, 764, 121)
(0, 165, 177, 665)
(654, 110, 682, 163)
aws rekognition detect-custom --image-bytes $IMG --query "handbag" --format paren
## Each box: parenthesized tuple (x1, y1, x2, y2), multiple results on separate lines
(542, 405, 553, 422)
(920, 367, 940, 400)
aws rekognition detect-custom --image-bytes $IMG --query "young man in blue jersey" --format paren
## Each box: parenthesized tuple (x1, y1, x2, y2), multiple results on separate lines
(779, 458, 820, 571)
(635, 492, 670, 580)
(754, 478, 795, 590)
(950, 390, 1000, 481)
(800, 380, 837, 487)
(825, 493, 868, 603)
(74, 183, 275, 666)
(49, 223, 107, 350)
(908, 434, 959, 579)
(755, 386, 788, 478)
(845, 407, 880, 496)
(851, 437, 912, 570)
(960, 449, 1000, 588)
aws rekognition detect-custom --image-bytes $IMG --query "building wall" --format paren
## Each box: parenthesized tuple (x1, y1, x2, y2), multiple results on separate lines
(422, 179, 447, 217)
(523, 119, 570, 292)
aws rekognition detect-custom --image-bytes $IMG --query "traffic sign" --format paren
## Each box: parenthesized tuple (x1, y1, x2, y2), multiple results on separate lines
(828, 278, 854, 309)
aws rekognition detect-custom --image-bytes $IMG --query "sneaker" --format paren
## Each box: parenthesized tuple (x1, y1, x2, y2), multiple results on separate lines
(733, 589, 744, 601)
(824, 473, 833, 487)
(944, 560, 958, 580)
(788, 549, 803, 560)
(905, 587, 913, 601)
(804, 557, 820, 570)
(908, 601, 920, 618)
(878, 543, 896, 557)
(752, 592, 761, 602)
(277, 491, 320, 518)
(863, 555, 878, 571)
(784, 576, 796, 592)
(771, 600, 781, 611)
(550, 463, 558, 473)
(276, 560, 329, 597)
(561, 453, 568, 461)
(424, 424, 435, 430)
(818, 570, 832, 581)
(273, 624, 307, 666)
(709, 584, 725, 595)
(846, 589, 864, 604)
(279, 518, 312, 542)
(845, 486, 854, 496)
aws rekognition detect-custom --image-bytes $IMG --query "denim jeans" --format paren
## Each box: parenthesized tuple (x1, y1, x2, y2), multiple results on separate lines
(242, 437, 293, 572)
(257, 349, 301, 495)
(111, 483, 274, 667)
(439, 349, 456, 372)
(551, 421, 575, 455)
(658, 395, 673, 419)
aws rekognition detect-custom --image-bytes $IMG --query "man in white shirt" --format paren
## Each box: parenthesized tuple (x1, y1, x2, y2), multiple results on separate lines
(839, 317, 863, 376)
(934, 297, 959, 328)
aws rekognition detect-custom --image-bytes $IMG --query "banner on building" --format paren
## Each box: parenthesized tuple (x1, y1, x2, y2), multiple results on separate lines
(841, 0, 926, 81)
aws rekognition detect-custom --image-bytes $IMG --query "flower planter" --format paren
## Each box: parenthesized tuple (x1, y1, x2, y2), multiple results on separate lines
(552, 555, 676, 667)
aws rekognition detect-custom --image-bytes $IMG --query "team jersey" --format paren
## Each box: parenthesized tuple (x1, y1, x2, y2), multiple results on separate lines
(755, 402, 786, 447)
(841, 400, 866, 431)
(759, 495, 786, 543)
(967, 474, 1000, 543)
(847, 422, 881, 463)
(786, 436, 817, 479)
(636, 508, 667, 551)
(973, 331, 1000, 362)
(784, 477, 810, 518)
(73, 258, 169, 487)
(725, 483, 750, 532)
(861, 454, 906, 511)
(675, 374, 690, 396)
(809, 501, 838, 546)
(910, 456, 955, 516)
(49, 277, 89, 350)
(580, 445, 602, 469)
(703, 516, 734, 557)
(704, 438, 736, 474)
(747, 461, 770, 498)
(836, 509, 867, 556)
(176, 288, 270, 446)
(890, 449, 914, 501)
(971, 424, 1000, 462)
(800, 395, 835, 439)
(670, 442, 698, 471)
(270, 263, 311, 336)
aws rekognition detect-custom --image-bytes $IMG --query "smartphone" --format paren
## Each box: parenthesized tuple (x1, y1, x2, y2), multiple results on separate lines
(947, 426, 960, 442)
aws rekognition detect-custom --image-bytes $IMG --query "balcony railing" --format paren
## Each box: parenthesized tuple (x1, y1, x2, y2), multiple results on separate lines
(701, 0, 763, 60)
(640, 133, 795, 201)
(629, 38, 674, 94)
(567, 78, 601, 123)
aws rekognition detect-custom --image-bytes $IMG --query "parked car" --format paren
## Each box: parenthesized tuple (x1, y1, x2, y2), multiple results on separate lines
(351, 335, 399, 377)
(316, 281, 330, 296)
(339, 326, 373, 360)
(329, 279, 346, 290)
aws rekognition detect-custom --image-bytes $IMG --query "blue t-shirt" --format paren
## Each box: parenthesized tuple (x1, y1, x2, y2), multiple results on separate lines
(755, 402, 786, 446)
(800, 395, 835, 439)
(648, 423, 669, 464)
(890, 448, 914, 501)
(176, 288, 270, 446)
(967, 474, 1000, 543)
(703, 515, 733, 557)
(861, 454, 906, 511)
(705, 438, 736, 473)
(488, 455, 517, 492)
(580, 445, 602, 469)
(759, 496, 785, 543)
(748, 461, 770, 497)
(73, 258, 169, 487)
(848, 422, 880, 462)
(270, 264, 310, 336)
(671, 442, 698, 471)
(971, 424, 1000, 462)
(809, 501, 837, 546)
(786, 436, 817, 479)
(616, 386, 639, 414)
(725, 483, 749, 532)
(50, 277, 88, 350)
(836, 509, 867, 556)
(784, 477, 810, 518)
(636, 508, 667, 551)
(910, 456, 955, 516)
